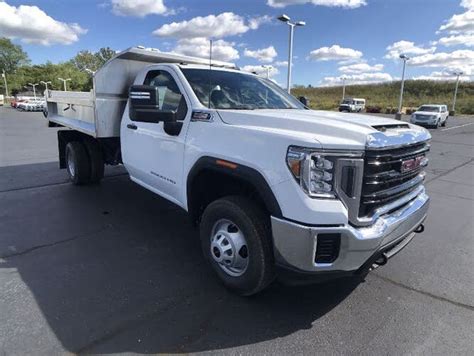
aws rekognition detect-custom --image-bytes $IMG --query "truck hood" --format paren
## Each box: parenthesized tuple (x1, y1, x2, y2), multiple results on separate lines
(413, 111, 440, 116)
(217, 109, 430, 150)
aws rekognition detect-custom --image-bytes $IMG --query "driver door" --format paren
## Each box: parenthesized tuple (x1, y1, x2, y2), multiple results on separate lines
(121, 69, 189, 207)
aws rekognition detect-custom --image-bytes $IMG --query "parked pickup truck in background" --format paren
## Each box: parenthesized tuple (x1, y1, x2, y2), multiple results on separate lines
(44, 47, 431, 295)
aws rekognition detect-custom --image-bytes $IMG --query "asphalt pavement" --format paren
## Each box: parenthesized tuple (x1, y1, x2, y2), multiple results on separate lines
(0, 107, 473, 354)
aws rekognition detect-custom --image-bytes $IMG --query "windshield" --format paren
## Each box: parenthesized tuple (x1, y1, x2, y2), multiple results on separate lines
(181, 68, 305, 110)
(341, 99, 353, 104)
(418, 106, 440, 112)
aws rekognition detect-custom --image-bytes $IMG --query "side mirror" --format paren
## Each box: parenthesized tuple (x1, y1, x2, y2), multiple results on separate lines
(299, 96, 309, 107)
(129, 85, 176, 123)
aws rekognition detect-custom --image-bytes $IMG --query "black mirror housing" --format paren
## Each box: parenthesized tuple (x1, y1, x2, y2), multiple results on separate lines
(129, 85, 176, 123)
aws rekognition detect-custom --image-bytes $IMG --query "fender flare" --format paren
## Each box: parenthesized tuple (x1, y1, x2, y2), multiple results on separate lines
(187, 156, 282, 218)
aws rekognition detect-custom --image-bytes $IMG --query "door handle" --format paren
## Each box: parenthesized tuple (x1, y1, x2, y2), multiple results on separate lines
(127, 124, 137, 130)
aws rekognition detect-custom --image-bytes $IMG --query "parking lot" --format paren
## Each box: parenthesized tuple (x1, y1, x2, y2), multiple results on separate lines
(0, 106, 473, 354)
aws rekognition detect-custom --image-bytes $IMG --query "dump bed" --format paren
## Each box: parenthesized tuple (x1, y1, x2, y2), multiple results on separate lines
(45, 46, 236, 137)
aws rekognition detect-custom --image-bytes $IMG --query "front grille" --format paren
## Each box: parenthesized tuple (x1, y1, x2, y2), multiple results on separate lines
(415, 114, 430, 121)
(360, 142, 429, 218)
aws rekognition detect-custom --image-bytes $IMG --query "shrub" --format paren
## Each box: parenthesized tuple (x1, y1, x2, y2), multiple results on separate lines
(366, 106, 382, 113)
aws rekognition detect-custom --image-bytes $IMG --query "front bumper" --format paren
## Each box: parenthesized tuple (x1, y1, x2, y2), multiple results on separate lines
(271, 190, 429, 273)
(411, 118, 438, 125)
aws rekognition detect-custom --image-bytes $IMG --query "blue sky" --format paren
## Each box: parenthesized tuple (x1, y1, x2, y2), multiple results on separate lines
(1, 0, 473, 87)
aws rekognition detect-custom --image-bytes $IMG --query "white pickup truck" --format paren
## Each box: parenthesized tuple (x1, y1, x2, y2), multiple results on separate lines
(45, 47, 431, 295)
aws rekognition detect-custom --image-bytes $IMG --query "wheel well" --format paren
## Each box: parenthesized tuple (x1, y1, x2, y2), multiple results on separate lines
(187, 157, 282, 225)
(188, 169, 267, 224)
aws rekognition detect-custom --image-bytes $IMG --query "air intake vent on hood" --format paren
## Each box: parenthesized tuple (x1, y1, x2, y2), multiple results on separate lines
(372, 124, 410, 132)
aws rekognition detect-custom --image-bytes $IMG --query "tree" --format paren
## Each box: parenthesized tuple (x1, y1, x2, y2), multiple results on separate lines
(0, 37, 30, 73)
(96, 47, 116, 63)
(72, 50, 100, 72)
(71, 47, 116, 72)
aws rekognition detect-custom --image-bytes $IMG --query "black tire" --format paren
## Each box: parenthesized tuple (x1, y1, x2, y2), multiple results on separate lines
(442, 117, 448, 127)
(83, 139, 104, 183)
(65, 141, 91, 185)
(200, 196, 275, 296)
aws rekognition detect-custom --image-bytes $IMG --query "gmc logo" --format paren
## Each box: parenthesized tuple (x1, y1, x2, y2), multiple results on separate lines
(401, 156, 424, 173)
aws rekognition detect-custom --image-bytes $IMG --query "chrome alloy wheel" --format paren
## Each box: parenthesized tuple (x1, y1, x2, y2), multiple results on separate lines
(210, 219, 249, 277)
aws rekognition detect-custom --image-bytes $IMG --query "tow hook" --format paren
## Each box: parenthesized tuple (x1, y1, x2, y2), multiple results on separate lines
(414, 224, 424, 233)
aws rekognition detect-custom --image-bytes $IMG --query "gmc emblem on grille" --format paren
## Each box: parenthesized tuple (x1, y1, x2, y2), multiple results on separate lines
(401, 156, 423, 173)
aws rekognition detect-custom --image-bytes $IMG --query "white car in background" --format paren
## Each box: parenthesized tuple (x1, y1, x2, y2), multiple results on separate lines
(411, 104, 449, 128)
(23, 99, 46, 112)
(339, 98, 366, 112)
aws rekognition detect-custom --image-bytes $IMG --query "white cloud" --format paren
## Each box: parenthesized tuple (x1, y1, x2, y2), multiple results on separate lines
(321, 72, 393, 86)
(408, 49, 474, 74)
(438, 7, 474, 34)
(274, 60, 289, 67)
(172, 38, 239, 62)
(0, 1, 87, 45)
(242, 65, 280, 78)
(153, 12, 267, 39)
(339, 63, 384, 74)
(111, 0, 170, 17)
(461, 0, 474, 9)
(385, 40, 436, 59)
(412, 70, 472, 81)
(248, 15, 272, 30)
(435, 1, 473, 51)
(244, 46, 278, 63)
(267, 0, 367, 9)
(308, 45, 363, 61)
(437, 33, 474, 47)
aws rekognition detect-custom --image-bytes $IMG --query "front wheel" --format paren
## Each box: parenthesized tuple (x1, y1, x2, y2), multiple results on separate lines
(199, 196, 275, 296)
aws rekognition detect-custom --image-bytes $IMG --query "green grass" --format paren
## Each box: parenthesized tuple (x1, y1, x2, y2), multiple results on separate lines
(292, 80, 474, 115)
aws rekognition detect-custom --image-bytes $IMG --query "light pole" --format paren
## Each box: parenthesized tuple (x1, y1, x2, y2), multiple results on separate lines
(341, 76, 347, 100)
(452, 71, 463, 114)
(2, 69, 8, 97)
(58, 77, 71, 91)
(396, 54, 410, 120)
(40, 80, 52, 92)
(28, 82, 39, 100)
(278, 14, 305, 94)
(261, 65, 273, 79)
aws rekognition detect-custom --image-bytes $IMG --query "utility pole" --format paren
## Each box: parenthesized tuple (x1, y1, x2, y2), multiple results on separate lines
(341, 76, 347, 100)
(452, 71, 463, 114)
(396, 54, 410, 120)
(278, 14, 305, 94)
(2, 70, 8, 97)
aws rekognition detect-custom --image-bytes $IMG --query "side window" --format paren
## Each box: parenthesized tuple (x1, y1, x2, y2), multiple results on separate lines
(144, 70, 188, 121)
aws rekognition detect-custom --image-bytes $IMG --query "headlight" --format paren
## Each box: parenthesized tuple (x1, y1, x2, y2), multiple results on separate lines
(286, 147, 337, 198)
(430, 115, 438, 120)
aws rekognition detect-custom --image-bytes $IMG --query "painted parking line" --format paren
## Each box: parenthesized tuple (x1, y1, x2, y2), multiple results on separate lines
(441, 122, 474, 132)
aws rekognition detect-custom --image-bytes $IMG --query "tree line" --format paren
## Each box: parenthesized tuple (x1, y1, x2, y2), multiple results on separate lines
(0, 38, 115, 95)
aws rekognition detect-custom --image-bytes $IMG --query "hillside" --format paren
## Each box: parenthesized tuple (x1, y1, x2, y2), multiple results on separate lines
(292, 80, 474, 115)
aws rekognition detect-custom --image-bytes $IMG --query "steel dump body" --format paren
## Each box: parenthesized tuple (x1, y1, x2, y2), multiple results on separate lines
(45, 47, 236, 137)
